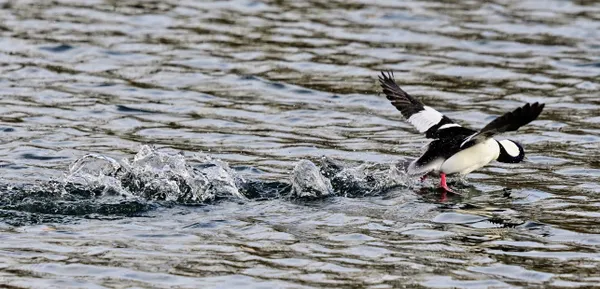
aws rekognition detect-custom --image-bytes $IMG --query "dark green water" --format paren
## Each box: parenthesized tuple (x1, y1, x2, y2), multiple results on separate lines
(1, 0, 600, 288)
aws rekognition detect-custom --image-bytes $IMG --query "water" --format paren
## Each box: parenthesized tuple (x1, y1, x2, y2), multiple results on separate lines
(1, 0, 600, 287)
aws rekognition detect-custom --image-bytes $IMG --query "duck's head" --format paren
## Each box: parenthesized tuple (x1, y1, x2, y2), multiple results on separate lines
(496, 139, 525, 163)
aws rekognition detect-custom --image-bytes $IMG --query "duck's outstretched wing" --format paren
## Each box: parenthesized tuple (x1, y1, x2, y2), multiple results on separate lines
(378, 71, 475, 139)
(460, 102, 545, 148)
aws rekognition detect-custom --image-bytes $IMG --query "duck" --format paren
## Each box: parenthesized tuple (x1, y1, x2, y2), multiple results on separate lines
(378, 71, 545, 192)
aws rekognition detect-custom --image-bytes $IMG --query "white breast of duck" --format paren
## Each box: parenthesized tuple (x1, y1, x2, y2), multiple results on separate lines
(408, 138, 524, 176)
(440, 138, 500, 175)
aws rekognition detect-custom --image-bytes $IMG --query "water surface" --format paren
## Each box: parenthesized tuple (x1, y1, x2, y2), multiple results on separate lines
(1, 0, 600, 288)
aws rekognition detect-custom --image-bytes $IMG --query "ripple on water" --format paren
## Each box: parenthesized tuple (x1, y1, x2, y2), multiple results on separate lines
(432, 212, 488, 224)
(555, 168, 600, 178)
(421, 276, 514, 289)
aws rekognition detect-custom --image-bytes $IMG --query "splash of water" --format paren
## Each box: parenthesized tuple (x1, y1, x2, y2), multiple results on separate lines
(64, 145, 245, 203)
(319, 156, 409, 197)
(64, 154, 129, 198)
(1, 146, 419, 224)
(291, 160, 334, 199)
(290, 157, 410, 199)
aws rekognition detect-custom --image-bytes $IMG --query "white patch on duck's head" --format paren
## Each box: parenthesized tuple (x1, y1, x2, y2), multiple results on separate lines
(500, 140, 521, 156)
(496, 139, 525, 163)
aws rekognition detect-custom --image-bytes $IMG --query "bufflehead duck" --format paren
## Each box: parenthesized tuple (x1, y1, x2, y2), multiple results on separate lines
(378, 71, 544, 192)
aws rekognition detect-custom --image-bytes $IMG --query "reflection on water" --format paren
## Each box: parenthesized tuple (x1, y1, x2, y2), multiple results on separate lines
(1, 0, 600, 288)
